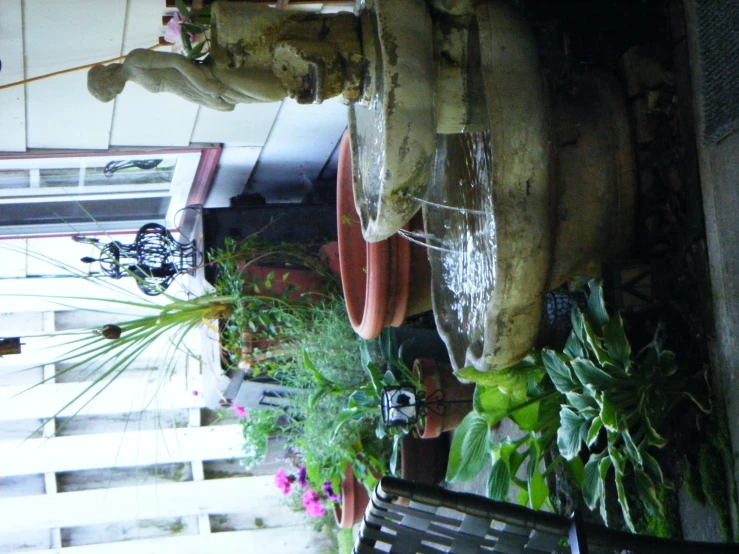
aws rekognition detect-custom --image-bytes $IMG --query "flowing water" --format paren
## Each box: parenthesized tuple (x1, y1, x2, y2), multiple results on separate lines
(419, 131, 498, 369)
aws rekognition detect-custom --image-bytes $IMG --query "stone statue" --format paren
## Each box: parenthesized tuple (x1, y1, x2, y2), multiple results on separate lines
(88, 49, 287, 111)
(87, 3, 363, 109)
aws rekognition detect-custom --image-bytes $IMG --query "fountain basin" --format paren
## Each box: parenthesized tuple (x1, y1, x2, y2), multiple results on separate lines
(349, 0, 436, 242)
(425, 3, 636, 372)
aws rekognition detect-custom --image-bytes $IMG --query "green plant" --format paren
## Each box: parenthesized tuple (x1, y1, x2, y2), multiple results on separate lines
(446, 356, 564, 511)
(214, 236, 339, 374)
(306, 328, 423, 477)
(447, 280, 712, 532)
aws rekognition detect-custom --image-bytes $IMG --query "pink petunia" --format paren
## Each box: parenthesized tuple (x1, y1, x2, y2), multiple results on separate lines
(302, 489, 326, 517)
(274, 469, 292, 495)
(233, 405, 247, 418)
(305, 500, 326, 517)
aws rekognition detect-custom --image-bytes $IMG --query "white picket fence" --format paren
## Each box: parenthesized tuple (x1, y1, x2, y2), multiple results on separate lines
(0, 239, 326, 554)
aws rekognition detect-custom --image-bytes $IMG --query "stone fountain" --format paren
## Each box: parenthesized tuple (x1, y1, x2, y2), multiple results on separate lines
(88, 1, 635, 373)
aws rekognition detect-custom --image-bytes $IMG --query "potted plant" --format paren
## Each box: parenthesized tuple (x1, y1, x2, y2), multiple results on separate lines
(336, 130, 433, 340)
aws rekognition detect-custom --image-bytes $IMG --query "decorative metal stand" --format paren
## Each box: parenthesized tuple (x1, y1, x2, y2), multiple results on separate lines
(76, 223, 200, 296)
(380, 385, 470, 430)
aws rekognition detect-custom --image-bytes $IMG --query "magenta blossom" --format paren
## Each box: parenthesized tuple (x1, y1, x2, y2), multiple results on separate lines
(233, 405, 247, 418)
(302, 489, 326, 517)
(274, 469, 292, 495)
(297, 466, 308, 488)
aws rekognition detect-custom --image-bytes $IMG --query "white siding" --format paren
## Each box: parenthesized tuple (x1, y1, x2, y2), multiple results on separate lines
(0, 0, 26, 152)
(23, 0, 128, 149)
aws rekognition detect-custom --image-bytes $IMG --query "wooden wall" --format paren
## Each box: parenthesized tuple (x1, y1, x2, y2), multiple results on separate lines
(0, 239, 325, 553)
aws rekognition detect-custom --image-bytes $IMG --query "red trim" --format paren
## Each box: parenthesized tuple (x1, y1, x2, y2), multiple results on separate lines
(186, 146, 221, 206)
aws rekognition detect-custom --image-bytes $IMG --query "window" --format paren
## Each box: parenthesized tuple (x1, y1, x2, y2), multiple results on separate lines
(0, 148, 219, 237)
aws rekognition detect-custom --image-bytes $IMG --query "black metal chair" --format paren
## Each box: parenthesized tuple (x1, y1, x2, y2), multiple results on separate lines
(354, 477, 739, 554)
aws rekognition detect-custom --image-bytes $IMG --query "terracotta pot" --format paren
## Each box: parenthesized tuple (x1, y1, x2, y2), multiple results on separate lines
(400, 433, 450, 487)
(333, 464, 370, 529)
(337, 130, 432, 340)
(413, 358, 474, 439)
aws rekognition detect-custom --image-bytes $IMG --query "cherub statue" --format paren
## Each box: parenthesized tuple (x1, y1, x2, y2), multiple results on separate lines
(88, 3, 363, 110)
(88, 49, 287, 111)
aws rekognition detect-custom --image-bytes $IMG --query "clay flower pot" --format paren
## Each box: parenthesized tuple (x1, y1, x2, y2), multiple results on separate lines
(413, 358, 474, 439)
(337, 130, 432, 340)
(332, 464, 370, 529)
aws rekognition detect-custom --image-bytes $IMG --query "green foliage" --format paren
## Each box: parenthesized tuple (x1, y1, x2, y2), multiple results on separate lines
(546, 280, 710, 531)
(214, 236, 340, 375)
(446, 280, 712, 531)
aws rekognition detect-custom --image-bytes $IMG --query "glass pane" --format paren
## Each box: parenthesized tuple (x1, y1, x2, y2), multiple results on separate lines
(85, 159, 177, 186)
(0, 170, 30, 189)
(39, 168, 80, 188)
(37, 160, 176, 188)
(0, 197, 169, 227)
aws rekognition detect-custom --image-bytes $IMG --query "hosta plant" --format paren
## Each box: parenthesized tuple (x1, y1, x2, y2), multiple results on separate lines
(447, 280, 711, 531)
(543, 280, 711, 530)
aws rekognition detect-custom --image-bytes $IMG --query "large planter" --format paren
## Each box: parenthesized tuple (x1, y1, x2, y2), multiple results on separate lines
(333, 464, 370, 529)
(337, 130, 433, 340)
(413, 358, 474, 439)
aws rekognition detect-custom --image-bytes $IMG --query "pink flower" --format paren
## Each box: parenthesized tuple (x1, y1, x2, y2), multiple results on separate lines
(191, 390, 199, 397)
(302, 489, 326, 517)
(164, 12, 186, 44)
(233, 406, 247, 418)
(274, 469, 292, 495)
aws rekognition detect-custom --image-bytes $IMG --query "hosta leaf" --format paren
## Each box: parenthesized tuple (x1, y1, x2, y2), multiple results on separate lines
(528, 466, 549, 510)
(598, 395, 619, 431)
(598, 456, 612, 525)
(566, 392, 599, 413)
(609, 446, 626, 477)
(634, 466, 663, 517)
(622, 428, 642, 465)
(572, 358, 616, 390)
(582, 317, 616, 366)
(517, 489, 530, 507)
(446, 412, 492, 482)
(586, 279, 609, 330)
(571, 305, 585, 343)
(614, 464, 636, 532)
(603, 312, 631, 369)
(564, 332, 585, 359)
(640, 448, 664, 484)
(557, 407, 587, 460)
(542, 350, 576, 393)
(587, 416, 604, 447)
(582, 455, 604, 511)
(642, 413, 668, 448)
(487, 458, 511, 501)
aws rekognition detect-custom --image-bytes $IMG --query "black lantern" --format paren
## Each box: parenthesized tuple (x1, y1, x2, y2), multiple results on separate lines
(75, 223, 199, 296)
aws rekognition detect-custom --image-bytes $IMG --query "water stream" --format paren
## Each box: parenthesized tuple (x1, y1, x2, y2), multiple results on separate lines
(420, 131, 498, 369)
